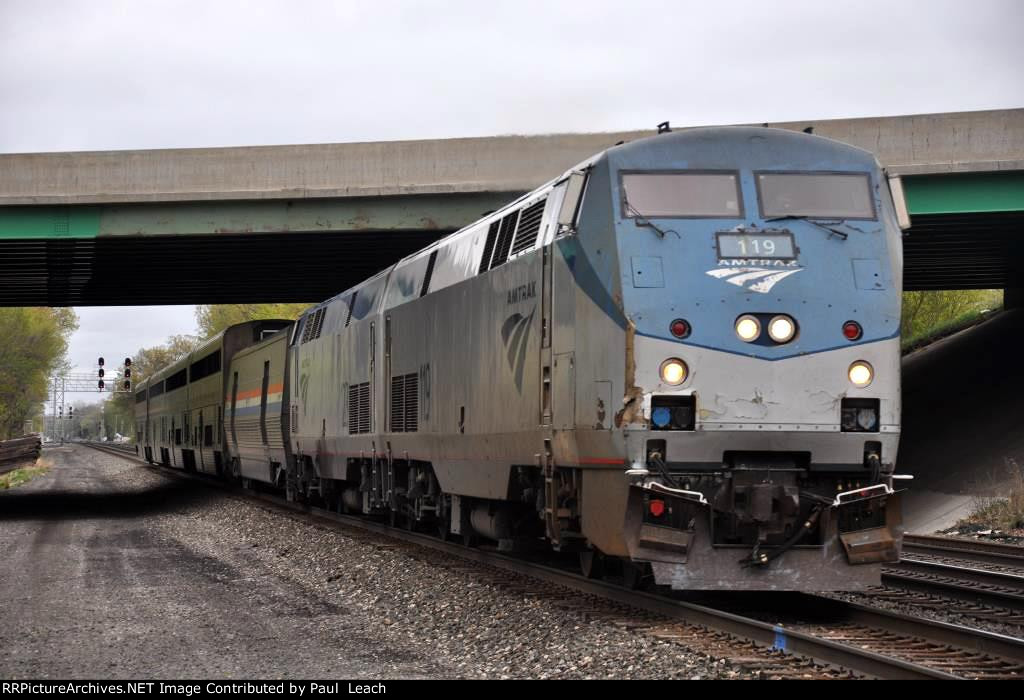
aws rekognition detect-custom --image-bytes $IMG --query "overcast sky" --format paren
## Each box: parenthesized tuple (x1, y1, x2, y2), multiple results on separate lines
(2, 0, 1021, 407)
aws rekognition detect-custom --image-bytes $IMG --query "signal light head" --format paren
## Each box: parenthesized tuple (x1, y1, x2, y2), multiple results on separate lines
(98, 357, 104, 367)
(123, 380, 131, 391)
(98, 380, 105, 390)
(98, 368, 105, 378)
(124, 357, 131, 367)
(649, 499, 666, 518)
(843, 321, 863, 341)
(669, 319, 690, 339)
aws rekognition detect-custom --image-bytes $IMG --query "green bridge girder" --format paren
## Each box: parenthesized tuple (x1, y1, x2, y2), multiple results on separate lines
(0, 192, 516, 240)
(903, 171, 1024, 215)
(0, 172, 1020, 242)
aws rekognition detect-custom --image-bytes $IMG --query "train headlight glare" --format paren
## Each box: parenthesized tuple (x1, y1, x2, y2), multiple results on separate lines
(848, 361, 873, 387)
(660, 358, 688, 385)
(735, 315, 761, 342)
(767, 315, 796, 343)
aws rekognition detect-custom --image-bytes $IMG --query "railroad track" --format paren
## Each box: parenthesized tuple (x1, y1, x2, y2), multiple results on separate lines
(903, 534, 1024, 570)
(84, 442, 1024, 680)
(883, 558, 1024, 614)
(872, 536, 1024, 628)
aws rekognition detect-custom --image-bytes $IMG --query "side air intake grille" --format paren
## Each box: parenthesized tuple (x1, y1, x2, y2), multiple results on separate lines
(510, 199, 546, 255)
(348, 382, 371, 434)
(478, 220, 500, 274)
(389, 373, 419, 433)
(490, 212, 519, 269)
(301, 308, 326, 343)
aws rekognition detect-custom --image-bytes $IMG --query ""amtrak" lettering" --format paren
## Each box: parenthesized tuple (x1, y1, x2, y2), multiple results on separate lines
(507, 281, 537, 305)
(718, 259, 800, 268)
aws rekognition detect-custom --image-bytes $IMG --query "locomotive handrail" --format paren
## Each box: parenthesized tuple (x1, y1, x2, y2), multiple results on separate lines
(831, 483, 893, 507)
(641, 480, 709, 506)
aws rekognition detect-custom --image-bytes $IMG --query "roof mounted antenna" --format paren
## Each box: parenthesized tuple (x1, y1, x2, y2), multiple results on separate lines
(657, 121, 671, 134)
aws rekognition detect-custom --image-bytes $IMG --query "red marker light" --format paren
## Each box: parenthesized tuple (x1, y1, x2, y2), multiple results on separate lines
(649, 499, 666, 518)
(842, 321, 862, 341)
(670, 319, 690, 339)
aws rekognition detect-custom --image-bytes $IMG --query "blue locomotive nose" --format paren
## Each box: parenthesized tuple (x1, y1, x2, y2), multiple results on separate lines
(611, 166, 899, 359)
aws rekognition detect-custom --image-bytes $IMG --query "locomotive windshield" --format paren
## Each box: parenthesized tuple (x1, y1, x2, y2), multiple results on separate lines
(622, 172, 741, 218)
(757, 172, 875, 219)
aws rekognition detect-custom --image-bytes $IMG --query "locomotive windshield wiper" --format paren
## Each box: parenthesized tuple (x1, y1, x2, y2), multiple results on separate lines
(766, 215, 849, 240)
(624, 198, 679, 239)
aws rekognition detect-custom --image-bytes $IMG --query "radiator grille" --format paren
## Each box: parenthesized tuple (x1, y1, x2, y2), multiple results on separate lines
(301, 308, 326, 343)
(478, 220, 500, 273)
(389, 373, 419, 433)
(490, 212, 519, 269)
(510, 199, 546, 256)
(348, 382, 371, 434)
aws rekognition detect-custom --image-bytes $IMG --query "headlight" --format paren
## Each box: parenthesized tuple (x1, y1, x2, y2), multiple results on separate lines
(660, 358, 688, 385)
(735, 315, 761, 342)
(767, 315, 796, 343)
(848, 361, 873, 387)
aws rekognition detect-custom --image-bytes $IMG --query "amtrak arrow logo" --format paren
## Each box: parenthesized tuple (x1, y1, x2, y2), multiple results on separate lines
(501, 306, 535, 392)
(705, 266, 803, 294)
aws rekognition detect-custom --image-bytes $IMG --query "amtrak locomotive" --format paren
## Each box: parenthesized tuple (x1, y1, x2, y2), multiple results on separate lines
(135, 126, 910, 590)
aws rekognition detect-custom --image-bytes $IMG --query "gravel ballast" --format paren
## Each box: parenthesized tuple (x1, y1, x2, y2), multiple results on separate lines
(0, 446, 743, 679)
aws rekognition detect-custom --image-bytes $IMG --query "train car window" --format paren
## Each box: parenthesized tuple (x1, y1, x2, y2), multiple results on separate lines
(622, 172, 742, 218)
(189, 350, 222, 382)
(165, 368, 187, 392)
(757, 172, 875, 219)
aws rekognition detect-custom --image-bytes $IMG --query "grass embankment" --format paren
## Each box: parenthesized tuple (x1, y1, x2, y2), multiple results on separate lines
(957, 460, 1024, 536)
(901, 308, 1000, 354)
(900, 289, 1002, 354)
(0, 459, 50, 490)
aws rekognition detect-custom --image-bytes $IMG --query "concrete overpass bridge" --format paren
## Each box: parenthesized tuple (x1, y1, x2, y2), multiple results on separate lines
(0, 109, 1021, 305)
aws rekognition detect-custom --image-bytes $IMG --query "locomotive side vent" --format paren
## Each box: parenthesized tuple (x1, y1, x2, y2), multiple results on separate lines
(302, 308, 326, 343)
(490, 211, 520, 270)
(311, 307, 326, 340)
(478, 220, 501, 274)
(348, 381, 371, 434)
(510, 199, 546, 256)
(345, 292, 357, 327)
(389, 373, 419, 432)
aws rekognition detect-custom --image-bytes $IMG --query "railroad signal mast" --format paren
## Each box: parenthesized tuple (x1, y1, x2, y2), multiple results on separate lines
(95, 356, 132, 393)
(44, 356, 133, 441)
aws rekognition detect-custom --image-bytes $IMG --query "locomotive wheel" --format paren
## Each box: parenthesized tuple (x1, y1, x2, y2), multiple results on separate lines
(579, 550, 605, 580)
